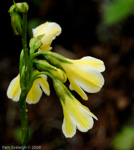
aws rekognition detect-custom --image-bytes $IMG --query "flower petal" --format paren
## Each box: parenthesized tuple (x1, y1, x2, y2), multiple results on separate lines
(54, 78, 97, 137)
(61, 100, 76, 138)
(75, 113, 94, 132)
(32, 22, 61, 51)
(74, 56, 105, 72)
(75, 70, 104, 93)
(69, 76, 88, 100)
(7, 74, 21, 102)
(32, 22, 48, 37)
(63, 61, 104, 99)
(81, 105, 98, 120)
(26, 79, 42, 104)
(37, 74, 50, 96)
(69, 99, 94, 132)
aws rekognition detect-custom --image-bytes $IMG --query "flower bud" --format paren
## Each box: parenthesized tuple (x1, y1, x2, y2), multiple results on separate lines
(15, 2, 29, 13)
(10, 12, 22, 36)
(9, 5, 16, 14)
(9, 2, 29, 14)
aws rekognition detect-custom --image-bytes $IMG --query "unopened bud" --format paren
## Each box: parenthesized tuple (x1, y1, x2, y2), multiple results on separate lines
(10, 12, 22, 35)
(9, 2, 29, 14)
(16, 2, 29, 13)
(9, 5, 16, 14)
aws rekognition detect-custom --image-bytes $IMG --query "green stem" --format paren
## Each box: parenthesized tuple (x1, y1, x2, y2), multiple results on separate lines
(22, 12, 28, 65)
(19, 90, 29, 148)
(33, 51, 48, 58)
(36, 71, 56, 81)
(19, 12, 29, 148)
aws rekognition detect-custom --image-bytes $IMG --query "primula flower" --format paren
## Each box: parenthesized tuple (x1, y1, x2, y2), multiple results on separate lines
(61, 97, 97, 137)
(32, 22, 61, 51)
(44, 52, 105, 100)
(7, 74, 50, 104)
(63, 56, 105, 100)
(53, 79, 97, 138)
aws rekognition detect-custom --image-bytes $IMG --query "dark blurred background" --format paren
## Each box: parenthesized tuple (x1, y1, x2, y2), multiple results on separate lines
(1, 0, 134, 150)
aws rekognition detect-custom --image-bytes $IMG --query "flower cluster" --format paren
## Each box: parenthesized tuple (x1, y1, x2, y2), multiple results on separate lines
(7, 21, 105, 137)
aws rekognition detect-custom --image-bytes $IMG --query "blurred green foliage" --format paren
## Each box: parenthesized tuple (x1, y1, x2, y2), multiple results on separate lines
(13, 127, 33, 142)
(13, 127, 22, 142)
(112, 126, 134, 150)
(104, 0, 134, 24)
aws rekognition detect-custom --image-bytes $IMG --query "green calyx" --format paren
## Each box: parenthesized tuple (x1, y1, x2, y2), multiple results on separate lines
(29, 35, 44, 53)
(20, 66, 35, 93)
(44, 51, 72, 64)
(53, 79, 73, 104)
(34, 60, 67, 83)
(34, 60, 57, 72)
(35, 51, 72, 71)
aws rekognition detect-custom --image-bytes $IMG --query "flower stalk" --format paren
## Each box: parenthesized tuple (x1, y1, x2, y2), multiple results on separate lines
(19, 90, 29, 147)
(22, 12, 28, 66)
(19, 10, 29, 148)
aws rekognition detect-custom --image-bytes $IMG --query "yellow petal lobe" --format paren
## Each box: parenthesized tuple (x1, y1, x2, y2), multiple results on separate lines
(32, 22, 61, 51)
(7, 74, 21, 102)
(26, 79, 42, 104)
(60, 95, 96, 137)
(61, 100, 76, 138)
(37, 74, 50, 96)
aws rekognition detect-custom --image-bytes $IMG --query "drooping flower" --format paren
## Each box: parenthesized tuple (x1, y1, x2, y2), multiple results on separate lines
(7, 74, 50, 104)
(61, 97, 97, 138)
(53, 79, 97, 138)
(63, 56, 105, 100)
(44, 51, 105, 100)
(32, 22, 61, 51)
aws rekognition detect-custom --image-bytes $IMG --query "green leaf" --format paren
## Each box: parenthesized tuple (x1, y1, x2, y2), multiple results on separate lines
(104, 0, 134, 24)
(112, 126, 134, 150)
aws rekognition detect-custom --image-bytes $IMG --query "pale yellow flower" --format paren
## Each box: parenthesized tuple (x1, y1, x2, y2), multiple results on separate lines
(7, 74, 50, 104)
(53, 79, 97, 138)
(32, 22, 61, 51)
(61, 96, 97, 138)
(62, 56, 105, 100)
